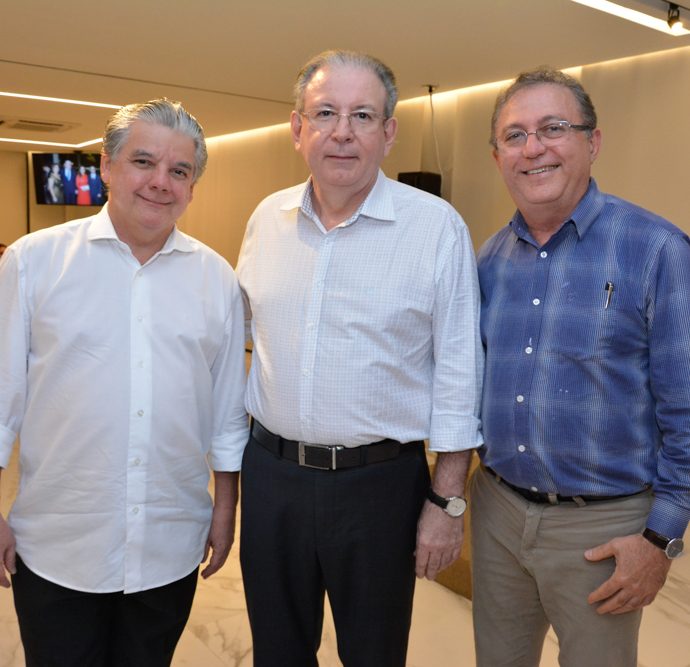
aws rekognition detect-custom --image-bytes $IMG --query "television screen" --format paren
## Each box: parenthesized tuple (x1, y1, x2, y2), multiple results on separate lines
(31, 152, 107, 206)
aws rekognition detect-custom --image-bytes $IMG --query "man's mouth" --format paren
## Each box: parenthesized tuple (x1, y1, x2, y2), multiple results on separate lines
(524, 165, 559, 175)
(138, 194, 170, 206)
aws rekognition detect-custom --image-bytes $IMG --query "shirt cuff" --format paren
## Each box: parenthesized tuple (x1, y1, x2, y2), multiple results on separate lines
(646, 496, 690, 539)
(208, 427, 250, 472)
(428, 415, 483, 453)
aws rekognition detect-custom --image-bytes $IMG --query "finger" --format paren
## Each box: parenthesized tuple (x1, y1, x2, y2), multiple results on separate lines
(415, 548, 430, 579)
(425, 553, 443, 580)
(584, 542, 614, 563)
(593, 590, 631, 615)
(609, 597, 641, 615)
(6, 547, 16, 576)
(587, 577, 620, 605)
(201, 547, 229, 579)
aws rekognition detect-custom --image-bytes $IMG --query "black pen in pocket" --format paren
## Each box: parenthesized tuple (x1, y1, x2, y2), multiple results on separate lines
(604, 281, 615, 309)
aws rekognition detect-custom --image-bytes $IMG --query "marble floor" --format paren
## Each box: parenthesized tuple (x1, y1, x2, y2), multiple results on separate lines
(0, 446, 688, 667)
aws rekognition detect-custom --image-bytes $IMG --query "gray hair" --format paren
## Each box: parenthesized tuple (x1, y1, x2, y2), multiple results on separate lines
(294, 50, 398, 119)
(490, 67, 597, 148)
(102, 98, 207, 181)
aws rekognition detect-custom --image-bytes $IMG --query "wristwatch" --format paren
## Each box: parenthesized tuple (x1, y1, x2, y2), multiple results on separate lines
(642, 528, 685, 559)
(427, 488, 467, 518)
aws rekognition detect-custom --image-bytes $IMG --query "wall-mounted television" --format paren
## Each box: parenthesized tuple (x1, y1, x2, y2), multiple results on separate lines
(31, 152, 107, 206)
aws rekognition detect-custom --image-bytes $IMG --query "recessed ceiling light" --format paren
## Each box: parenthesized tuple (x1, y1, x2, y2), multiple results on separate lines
(0, 91, 121, 147)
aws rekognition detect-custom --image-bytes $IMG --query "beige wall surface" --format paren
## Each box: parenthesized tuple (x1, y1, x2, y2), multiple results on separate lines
(0, 153, 28, 245)
(1, 44, 688, 260)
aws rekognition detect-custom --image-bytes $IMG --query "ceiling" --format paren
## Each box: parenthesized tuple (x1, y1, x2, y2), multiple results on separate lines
(1, 0, 689, 153)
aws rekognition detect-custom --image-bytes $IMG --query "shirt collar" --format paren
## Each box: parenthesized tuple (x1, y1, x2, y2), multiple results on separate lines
(281, 170, 395, 227)
(509, 178, 605, 243)
(87, 204, 194, 255)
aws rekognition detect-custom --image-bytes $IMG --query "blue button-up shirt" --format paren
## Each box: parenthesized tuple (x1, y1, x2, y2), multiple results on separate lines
(478, 179, 690, 538)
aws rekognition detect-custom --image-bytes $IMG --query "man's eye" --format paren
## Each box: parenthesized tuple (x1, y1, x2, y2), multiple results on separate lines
(172, 169, 189, 179)
(541, 124, 566, 138)
(353, 111, 373, 122)
(503, 131, 525, 143)
(133, 159, 151, 167)
(315, 109, 336, 119)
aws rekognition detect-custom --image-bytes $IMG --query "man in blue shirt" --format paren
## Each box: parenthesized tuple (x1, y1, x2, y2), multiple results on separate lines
(472, 67, 690, 667)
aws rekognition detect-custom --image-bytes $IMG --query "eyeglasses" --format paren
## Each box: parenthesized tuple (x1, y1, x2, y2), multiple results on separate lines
(300, 108, 387, 134)
(496, 120, 593, 149)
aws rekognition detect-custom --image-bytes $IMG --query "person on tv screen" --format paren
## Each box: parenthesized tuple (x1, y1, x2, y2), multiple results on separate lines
(88, 165, 103, 205)
(61, 159, 78, 204)
(47, 164, 64, 204)
(76, 165, 90, 206)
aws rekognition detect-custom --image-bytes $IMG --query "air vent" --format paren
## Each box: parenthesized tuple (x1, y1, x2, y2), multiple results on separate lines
(6, 119, 72, 133)
(0, 117, 78, 133)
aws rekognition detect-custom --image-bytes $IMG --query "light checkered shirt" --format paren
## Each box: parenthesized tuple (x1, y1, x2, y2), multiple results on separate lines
(236, 171, 483, 452)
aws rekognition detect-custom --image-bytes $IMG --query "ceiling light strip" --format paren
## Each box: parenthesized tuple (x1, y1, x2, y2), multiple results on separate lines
(571, 0, 690, 35)
(0, 91, 121, 109)
(0, 137, 102, 148)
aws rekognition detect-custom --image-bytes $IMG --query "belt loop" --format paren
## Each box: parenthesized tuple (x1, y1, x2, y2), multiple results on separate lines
(572, 496, 587, 507)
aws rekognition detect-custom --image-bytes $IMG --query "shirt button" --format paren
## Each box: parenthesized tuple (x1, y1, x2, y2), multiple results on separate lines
(530, 486, 538, 493)
(132, 506, 140, 514)
(302, 369, 310, 376)
(540, 251, 548, 258)
(133, 457, 141, 466)
(306, 322, 314, 329)
(137, 315, 143, 322)
(532, 298, 541, 306)
(525, 346, 533, 354)
(518, 445, 526, 452)
(516, 395, 524, 403)
(137, 409, 144, 416)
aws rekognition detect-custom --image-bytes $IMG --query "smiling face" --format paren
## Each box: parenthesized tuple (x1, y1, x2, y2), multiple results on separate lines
(100, 120, 195, 255)
(290, 64, 397, 211)
(493, 83, 601, 228)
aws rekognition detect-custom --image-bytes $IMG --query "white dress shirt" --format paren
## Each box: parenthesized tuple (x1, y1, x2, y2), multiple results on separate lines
(0, 206, 248, 593)
(237, 171, 483, 451)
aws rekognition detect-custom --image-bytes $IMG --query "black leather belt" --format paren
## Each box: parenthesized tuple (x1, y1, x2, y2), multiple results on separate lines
(485, 467, 646, 506)
(251, 420, 415, 471)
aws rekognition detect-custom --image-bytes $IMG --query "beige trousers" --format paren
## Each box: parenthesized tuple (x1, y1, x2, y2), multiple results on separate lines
(469, 464, 652, 667)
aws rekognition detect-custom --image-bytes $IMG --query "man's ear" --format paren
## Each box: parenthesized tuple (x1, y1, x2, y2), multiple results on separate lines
(290, 111, 303, 150)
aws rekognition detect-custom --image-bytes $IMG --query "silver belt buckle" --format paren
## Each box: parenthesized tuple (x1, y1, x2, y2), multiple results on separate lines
(298, 442, 344, 470)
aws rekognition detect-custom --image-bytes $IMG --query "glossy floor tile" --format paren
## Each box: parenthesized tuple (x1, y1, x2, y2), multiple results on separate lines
(1, 446, 688, 666)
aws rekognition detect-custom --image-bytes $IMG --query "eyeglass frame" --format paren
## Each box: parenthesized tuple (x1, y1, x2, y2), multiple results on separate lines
(494, 119, 594, 150)
(298, 107, 390, 134)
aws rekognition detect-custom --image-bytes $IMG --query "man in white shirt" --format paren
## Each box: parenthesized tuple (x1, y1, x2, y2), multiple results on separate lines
(236, 50, 483, 667)
(0, 99, 248, 667)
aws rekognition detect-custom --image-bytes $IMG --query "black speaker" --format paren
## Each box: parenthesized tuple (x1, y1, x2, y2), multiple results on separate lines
(397, 171, 441, 196)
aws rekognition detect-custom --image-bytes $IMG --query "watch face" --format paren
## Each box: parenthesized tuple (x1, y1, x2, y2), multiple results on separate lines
(666, 538, 685, 559)
(445, 497, 467, 517)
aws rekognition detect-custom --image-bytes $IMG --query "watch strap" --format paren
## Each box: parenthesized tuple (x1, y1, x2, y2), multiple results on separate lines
(642, 527, 684, 559)
(427, 488, 450, 509)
